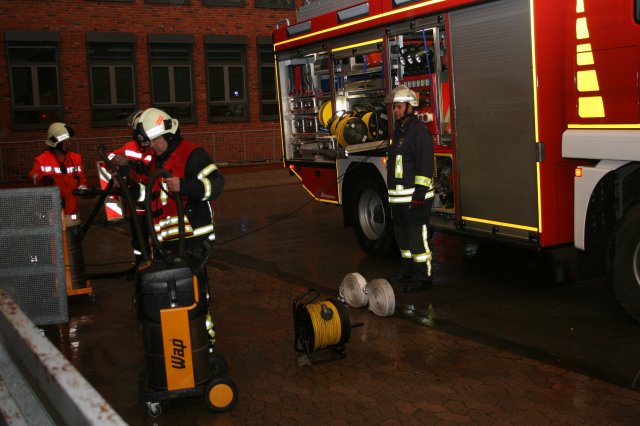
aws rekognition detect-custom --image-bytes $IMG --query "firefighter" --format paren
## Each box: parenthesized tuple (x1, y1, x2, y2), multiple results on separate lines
(386, 85, 435, 293)
(103, 110, 154, 263)
(133, 107, 225, 347)
(29, 122, 88, 222)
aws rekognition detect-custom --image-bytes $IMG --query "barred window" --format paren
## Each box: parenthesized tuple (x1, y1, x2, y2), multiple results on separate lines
(7, 32, 62, 129)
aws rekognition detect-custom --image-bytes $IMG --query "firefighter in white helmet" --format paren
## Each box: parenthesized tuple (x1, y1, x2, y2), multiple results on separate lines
(29, 122, 87, 221)
(132, 107, 224, 348)
(386, 85, 435, 293)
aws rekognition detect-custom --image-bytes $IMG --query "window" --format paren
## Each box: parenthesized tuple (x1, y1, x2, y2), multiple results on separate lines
(149, 35, 195, 122)
(255, 0, 294, 8)
(636, 0, 640, 23)
(205, 36, 248, 122)
(145, 0, 189, 4)
(203, 0, 243, 6)
(87, 33, 137, 126)
(257, 37, 278, 120)
(6, 31, 62, 129)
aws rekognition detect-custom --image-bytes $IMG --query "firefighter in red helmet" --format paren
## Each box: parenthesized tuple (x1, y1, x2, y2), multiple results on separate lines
(29, 122, 87, 221)
(386, 85, 435, 293)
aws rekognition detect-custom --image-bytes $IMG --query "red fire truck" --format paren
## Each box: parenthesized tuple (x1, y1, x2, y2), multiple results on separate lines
(273, 0, 640, 319)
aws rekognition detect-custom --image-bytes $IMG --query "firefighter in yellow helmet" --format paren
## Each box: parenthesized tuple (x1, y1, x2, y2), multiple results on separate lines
(386, 85, 435, 293)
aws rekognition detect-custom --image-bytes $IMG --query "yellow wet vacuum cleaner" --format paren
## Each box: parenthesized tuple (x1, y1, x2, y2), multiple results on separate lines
(131, 169, 238, 417)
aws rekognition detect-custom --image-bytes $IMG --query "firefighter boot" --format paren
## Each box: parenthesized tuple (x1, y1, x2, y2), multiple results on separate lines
(388, 258, 413, 286)
(403, 278, 433, 293)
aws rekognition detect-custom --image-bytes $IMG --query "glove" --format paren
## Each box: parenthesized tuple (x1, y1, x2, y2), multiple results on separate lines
(131, 160, 148, 175)
(409, 198, 425, 209)
(41, 175, 54, 186)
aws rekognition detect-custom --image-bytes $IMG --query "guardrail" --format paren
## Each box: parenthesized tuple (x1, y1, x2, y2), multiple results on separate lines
(0, 129, 282, 184)
(0, 290, 126, 425)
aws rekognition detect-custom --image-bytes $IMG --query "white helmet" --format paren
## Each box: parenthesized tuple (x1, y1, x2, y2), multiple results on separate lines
(388, 85, 419, 107)
(46, 122, 74, 148)
(133, 108, 179, 144)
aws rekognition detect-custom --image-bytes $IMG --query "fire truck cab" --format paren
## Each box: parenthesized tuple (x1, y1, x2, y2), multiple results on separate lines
(273, 0, 640, 320)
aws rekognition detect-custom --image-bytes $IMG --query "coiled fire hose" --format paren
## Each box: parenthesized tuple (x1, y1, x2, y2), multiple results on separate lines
(366, 278, 396, 317)
(338, 272, 368, 308)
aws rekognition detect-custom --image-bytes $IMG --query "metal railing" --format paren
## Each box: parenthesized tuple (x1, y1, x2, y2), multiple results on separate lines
(0, 129, 282, 184)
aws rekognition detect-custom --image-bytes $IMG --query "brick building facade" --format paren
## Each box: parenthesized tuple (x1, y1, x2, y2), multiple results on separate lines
(0, 0, 302, 182)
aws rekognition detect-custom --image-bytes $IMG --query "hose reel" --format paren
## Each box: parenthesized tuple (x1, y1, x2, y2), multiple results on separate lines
(293, 288, 352, 364)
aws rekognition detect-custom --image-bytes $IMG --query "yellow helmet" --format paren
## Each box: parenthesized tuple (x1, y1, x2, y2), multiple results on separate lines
(388, 85, 419, 107)
(46, 122, 74, 148)
(133, 108, 179, 144)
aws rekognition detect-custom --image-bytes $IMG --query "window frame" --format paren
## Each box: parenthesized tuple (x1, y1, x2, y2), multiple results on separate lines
(87, 32, 137, 127)
(205, 35, 249, 123)
(255, 0, 295, 9)
(145, 0, 190, 4)
(6, 31, 62, 130)
(257, 37, 278, 121)
(148, 34, 196, 123)
(202, 0, 244, 6)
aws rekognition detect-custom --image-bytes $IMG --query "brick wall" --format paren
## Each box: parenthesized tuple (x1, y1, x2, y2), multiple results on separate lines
(0, 0, 301, 166)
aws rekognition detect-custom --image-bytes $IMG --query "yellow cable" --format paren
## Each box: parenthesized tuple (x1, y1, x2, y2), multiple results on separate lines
(306, 301, 342, 351)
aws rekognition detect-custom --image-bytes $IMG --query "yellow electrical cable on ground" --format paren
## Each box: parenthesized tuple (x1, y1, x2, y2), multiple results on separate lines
(306, 301, 342, 351)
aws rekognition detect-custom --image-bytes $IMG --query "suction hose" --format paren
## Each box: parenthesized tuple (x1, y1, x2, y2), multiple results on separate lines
(98, 145, 150, 263)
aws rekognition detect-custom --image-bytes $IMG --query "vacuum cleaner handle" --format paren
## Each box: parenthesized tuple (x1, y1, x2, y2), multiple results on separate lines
(97, 145, 150, 263)
(145, 168, 186, 260)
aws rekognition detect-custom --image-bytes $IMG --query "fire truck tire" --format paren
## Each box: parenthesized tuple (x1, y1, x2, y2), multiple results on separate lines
(352, 174, 396, 258)
(611, 205, 640, 322)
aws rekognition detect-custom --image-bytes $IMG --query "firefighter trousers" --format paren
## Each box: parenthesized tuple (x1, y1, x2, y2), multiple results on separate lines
(391, 202, 433, 282)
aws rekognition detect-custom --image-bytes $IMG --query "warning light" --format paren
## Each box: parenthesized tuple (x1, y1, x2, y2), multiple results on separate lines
(575, 167, 583, 177)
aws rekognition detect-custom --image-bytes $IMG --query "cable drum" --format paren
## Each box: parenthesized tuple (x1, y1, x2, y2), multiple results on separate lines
(340, 116, 368, 146)
(293, 288, 351, 363)
(338, 272, 368, 308)
(366, 279, 396, 317)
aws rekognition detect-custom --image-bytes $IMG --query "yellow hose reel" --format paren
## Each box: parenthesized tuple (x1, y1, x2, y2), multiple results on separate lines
(293, 288, 351, 364)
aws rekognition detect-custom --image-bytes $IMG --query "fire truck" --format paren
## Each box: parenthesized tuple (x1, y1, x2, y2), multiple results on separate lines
(273, 0, 640, 319)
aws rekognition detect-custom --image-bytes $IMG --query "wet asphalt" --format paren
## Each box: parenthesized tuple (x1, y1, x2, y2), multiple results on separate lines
(42, 166, 640, 424)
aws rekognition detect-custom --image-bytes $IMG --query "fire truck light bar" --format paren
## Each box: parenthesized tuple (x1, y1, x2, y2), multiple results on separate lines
(337, 3, 370, 23)
(393, 0, 422, 6)
(287, 21, 312, 37)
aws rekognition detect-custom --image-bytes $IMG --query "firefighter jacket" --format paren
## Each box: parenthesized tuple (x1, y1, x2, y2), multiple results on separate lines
(29, 150, 87, 215)
(386, 113, 434, 205)
(148, 138, 224, 248)
(102, 141, 155, 215)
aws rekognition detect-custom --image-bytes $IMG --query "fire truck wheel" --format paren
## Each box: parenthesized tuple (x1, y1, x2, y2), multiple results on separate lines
(611, 205, 640, 322)
(352, 175, 396, 258)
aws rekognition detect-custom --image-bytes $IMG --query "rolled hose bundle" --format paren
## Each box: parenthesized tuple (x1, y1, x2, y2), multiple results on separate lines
(338, 272, 368, 308)
(366, 279, 396, 317)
